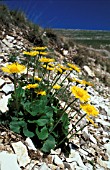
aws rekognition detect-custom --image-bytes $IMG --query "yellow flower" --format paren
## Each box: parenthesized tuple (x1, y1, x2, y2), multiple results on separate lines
(34, 77, 42, 81)
(39, 57, 55, 63)
(23, 51, 39, 56)
(81, 80, 93, 86)
(67, 63, 81, 72)
(55, 67, 63, 74)
(58, 64, 72, 71)
(53, 84, 61, 90)
(80, 103, 99, 116)
(86, 115, 98, 128)
(36, 91, 46, 95)
(46, 66, 54, 71)
(25, 84, 39, 89)
(40, 52, 48, 55)
(1, 62, 26, 74)
(70, 86, 90, 102)
(67, 77, 74, 82)
(73, 78, 82, 84)
(32, 46, 47, 50)
(42, 65, 54, 71)
(48, 63, 55, 67)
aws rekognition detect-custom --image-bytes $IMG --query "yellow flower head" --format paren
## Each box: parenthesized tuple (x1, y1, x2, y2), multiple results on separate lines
(42, 65, 54, 71)
(73, 78, 93, 86)
(34, 76, 42, 81)
(46, 66, 54, 71)
(48, 63, 55, 67)
(40, 52, 48, 56)
(32, 46, 47, 50)
(53, 84, 61, 90)
(55, 67, 63, 74)
(86, 115, 98, 128)
(73, 78, 82, 84)
(23, 51, 39, 56)
(39, 57, 55, 63)
(25, 83, 39, 89)
(58, 64, 72, 71)
(80, 103, 99, 116)
(36, 90, 46, 96)
(70, 86, 90, 102)
(81, 80, 93, 86)
(67, 77, 74, 82)
(1, 62, 26, 74)
(67, 63, 81, 73)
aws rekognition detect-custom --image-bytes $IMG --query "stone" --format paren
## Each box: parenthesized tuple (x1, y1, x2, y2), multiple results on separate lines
(6, 35, 14, 42)
(25, 137, 37, 151)
(0, 78, 5, 86)
(13, 40, 17, 44)
(12, 141, 30, 167)
(2, 39, 13, 48)
(51, 148, 61, 155)
(63, 50, 68, 56)
(39, 163, 51, 170)
(104, 142, 110, 156)
(0, 151, 21, 170)
(97, 157, 110, 169)
(79, 148, 88, 156)
(53, 155, 64, 169)
(2, 83, 14, 94)
(96, 119, 110, 127)
(83, 65, 95, 77)
(48, 164, 58, 170)
(85, 163, 93, 170)
(89, 134, 97, 144)
(0, 94, 11, 112)
(66, 149, 86, 168)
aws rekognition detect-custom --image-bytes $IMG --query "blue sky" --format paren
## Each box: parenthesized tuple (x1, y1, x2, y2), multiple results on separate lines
(0, 0, 110, 30)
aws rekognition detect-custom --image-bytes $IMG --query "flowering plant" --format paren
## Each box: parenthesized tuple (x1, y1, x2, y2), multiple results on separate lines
(0, 46, 99, 153)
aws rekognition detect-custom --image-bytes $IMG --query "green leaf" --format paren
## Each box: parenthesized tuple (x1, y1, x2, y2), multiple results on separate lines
(45, 106, 53, 118)
(51, 106, 58, 113)
(10, 124, 20, 133)
(23, 127, 35, 137)
(36, 126, 48, 140)
(18, 111, 23, 116)
(36, 119, 48, 126)
(16, 86, 25, 98)
(41, 135, 55, 152)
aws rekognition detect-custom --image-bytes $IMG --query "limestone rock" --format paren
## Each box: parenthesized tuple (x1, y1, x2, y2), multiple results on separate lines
(53, 155, 64, 169)
(12, 141, 30, 167)
(0, 151, 21, 170)
(83, 65, 95, 77)
(0, 94, 11, 112)
(2, 39, 13, 48)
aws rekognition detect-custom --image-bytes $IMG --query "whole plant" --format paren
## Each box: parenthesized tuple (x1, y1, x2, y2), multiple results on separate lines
(0, 46, 99, 153)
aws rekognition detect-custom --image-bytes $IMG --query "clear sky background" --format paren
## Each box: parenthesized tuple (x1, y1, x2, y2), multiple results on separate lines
(0, 0, 110, 31)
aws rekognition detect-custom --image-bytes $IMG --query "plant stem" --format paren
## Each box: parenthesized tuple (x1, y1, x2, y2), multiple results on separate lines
(68, 123, 89, 140)
(13, 74, 19, 113)
(60, 71, 71, 86)
(57, 114, 87, 147)
(33, 57, 36, 83)
(27, 61, 29, 82)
